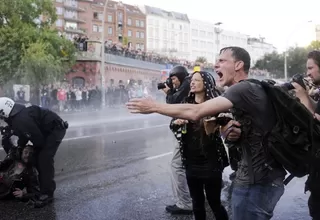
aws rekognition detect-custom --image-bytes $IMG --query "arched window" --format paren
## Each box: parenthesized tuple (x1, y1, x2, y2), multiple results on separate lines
(72, 77, 85, 87)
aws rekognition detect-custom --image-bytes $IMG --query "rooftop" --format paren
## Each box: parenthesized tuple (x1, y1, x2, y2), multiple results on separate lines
(92, 0, 144, 15)
(144, 5, 189, 22)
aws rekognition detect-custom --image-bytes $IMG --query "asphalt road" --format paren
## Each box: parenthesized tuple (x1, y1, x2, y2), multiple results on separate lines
(0, 113, 312, 220)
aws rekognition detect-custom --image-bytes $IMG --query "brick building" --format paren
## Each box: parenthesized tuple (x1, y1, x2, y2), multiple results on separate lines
(54, 0, 147, 51)
(65, 41, 164, 87)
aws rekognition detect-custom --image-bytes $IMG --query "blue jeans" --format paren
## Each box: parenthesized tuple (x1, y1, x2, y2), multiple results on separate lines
(232, 182, 284, 220)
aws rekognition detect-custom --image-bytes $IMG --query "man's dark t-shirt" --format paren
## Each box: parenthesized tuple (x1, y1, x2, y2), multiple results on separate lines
(222, 81, 286, 185)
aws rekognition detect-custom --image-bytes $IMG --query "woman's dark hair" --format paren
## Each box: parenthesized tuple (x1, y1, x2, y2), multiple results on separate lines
(185, 71, 219, 156)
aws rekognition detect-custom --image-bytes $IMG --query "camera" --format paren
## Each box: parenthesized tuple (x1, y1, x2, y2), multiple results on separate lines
(216, 116, 233, 126)
(157, 77, 173, 90)
(280, 73, 314, 91)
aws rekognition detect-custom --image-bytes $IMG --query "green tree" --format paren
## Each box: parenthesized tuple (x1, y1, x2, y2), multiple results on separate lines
(0, 0, 57, 28)
(0, 0, 76, 86)
(18, 41, 63, 85)
(254, 52, 284, 78)
(307, 40, 320, 50)
(195, 56, 207, 64)
(286, 47, 308, 77)
(254, 47, 309, 79)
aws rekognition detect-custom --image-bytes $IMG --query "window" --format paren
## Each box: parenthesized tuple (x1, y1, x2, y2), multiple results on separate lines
(140, 44, 145, 50)
(136, 20, 139, 27)
(148, 27, 153, 37)
(93, 25, 98, 32)
(108, 27, 112, 35)
(55, 19, 63, 27)
(56, 7, 63, 15)
(192, 29, 198, 36)
(184, 33, 188, 41)
(93, 12, 103, 20)
(118, 12, 123, 22)
(155, 29, 159, 38)
(136, 31, 140, 38)
(140, 32, 144, 38)
(98, 26, 103, 32)
(163, 30, 167, 39)
(148, 39, 153, 49)
(136, 43, 140, 49)
(93, 12, 98, 19)
(128, 18, 132, 25)
(65, 21, 77, 28)
(192, 40, 198, 47)
(179, 25, 182, 30)
(171, 24, 174, 29)
(128, 30, 132, 37)
(107, 15, 112, 22)
(140, 21, 144, 27)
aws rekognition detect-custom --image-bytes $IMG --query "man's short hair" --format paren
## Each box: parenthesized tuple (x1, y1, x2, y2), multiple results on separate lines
(220, 46, 251, 73)
(307, 50, 320, 68)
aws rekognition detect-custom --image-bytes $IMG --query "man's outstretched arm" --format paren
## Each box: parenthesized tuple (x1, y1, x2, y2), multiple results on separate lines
(152, 97, 233, 121)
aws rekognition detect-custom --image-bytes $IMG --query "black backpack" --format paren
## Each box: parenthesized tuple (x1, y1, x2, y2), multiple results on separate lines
(242, 79, 320, 185)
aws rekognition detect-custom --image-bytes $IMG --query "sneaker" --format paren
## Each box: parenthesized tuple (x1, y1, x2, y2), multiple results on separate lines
(165, 204, 193, 215)
(33, 194, 54, 208)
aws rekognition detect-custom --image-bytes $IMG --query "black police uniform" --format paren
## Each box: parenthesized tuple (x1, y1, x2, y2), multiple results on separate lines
(4, 104, 67, 200)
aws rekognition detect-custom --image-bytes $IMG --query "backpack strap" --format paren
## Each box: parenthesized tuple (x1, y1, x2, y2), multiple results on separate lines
(231, 108, 256, 184)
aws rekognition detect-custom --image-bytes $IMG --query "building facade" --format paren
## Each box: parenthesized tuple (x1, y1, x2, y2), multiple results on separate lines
(140, 5, 191, 60)
(316, 24, 320, 41)
(190, 21, 275, 66)
(54, 0, 147, 51)
(190, 19, 216, 63)
(246, 37, 276, 66)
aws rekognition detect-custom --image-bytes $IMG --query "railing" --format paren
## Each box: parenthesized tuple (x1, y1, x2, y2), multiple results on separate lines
(105, 53, 166, 70)
(64, 27, 85, 34)
(64, 2, 86, 12)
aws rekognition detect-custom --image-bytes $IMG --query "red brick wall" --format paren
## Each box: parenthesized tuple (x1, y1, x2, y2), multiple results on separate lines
(66, 60, 160, 87)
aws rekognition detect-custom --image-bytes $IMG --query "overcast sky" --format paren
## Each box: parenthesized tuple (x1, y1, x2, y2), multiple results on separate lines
(122, 0, 320, 52)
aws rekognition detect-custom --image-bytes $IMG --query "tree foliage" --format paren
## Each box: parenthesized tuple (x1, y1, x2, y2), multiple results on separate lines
(0, 0, 76, 86)
(307, 40, 320, 50)
(195, 56, 207, 64)
(254, 41, 320, 79)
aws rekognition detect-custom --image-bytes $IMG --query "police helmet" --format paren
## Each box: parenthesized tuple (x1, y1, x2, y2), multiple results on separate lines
(0, 97, 15, 118)
(169, 65, 189, 83)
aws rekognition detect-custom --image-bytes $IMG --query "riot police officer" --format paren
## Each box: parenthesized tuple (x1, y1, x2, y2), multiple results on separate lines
(0, 97, 68, 207)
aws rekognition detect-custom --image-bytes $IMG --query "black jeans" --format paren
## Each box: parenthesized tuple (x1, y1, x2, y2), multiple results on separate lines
(36, 129, 66, 196)
(186, 171, 229, 220)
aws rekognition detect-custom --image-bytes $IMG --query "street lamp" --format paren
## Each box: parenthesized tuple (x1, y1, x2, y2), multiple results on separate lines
(214, 22, 223, 61)
(284, 20, 312, 81)
(100, 0, 109, 107)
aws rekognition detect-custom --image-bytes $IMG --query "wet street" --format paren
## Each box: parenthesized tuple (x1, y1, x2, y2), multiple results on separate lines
(0, 110, 312, 220)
